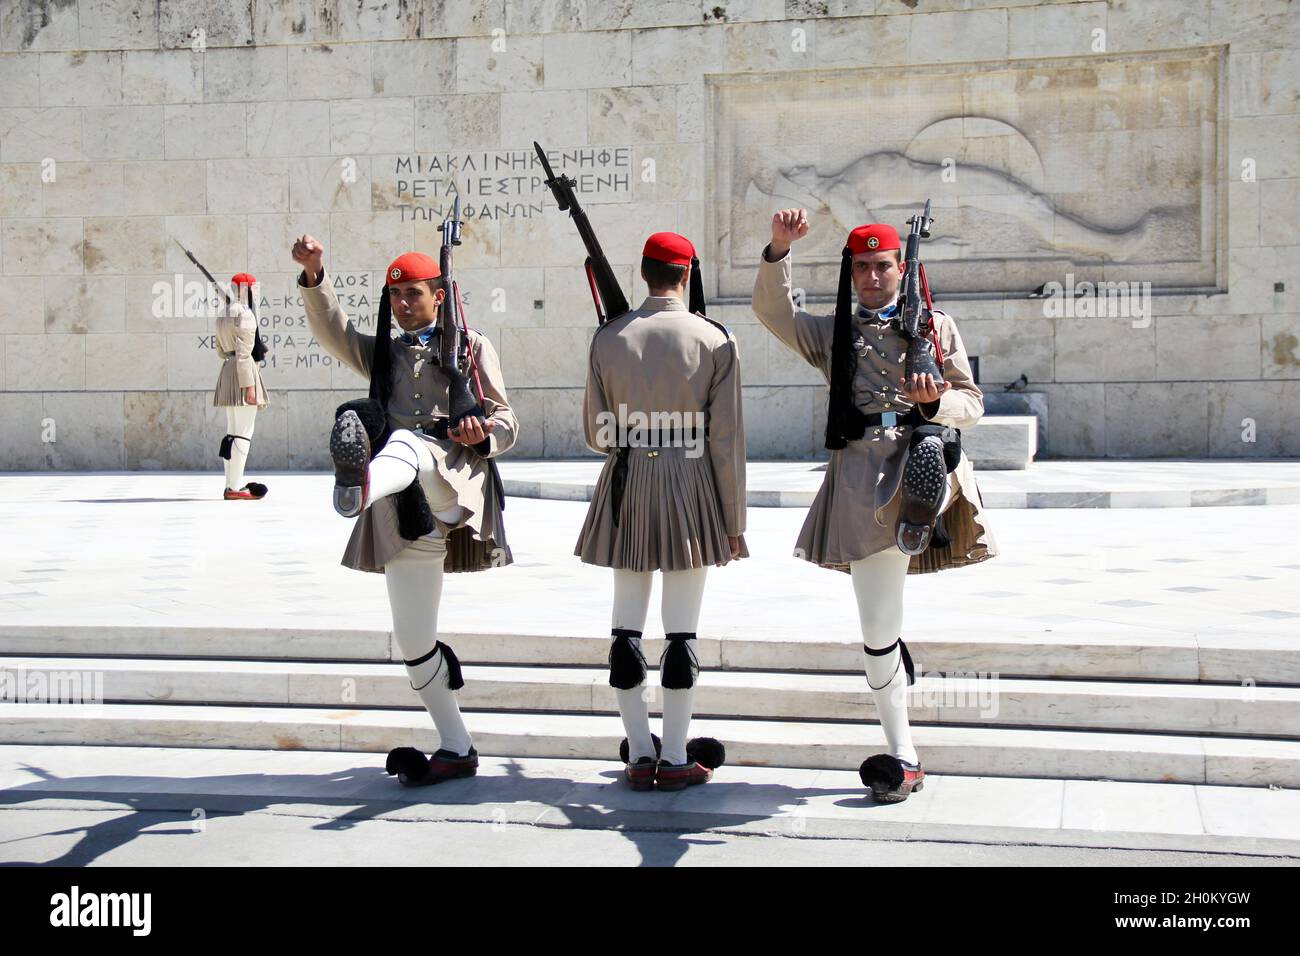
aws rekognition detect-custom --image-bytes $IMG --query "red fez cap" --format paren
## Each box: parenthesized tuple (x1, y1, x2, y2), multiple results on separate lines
(386, 252, 441, 284)
(231, 272, 257, 288)
(846, 224, 901, 255)
(642, 232, 696, 266)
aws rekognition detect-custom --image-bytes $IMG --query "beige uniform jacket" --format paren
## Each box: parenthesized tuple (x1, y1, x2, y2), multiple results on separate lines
(752, 247, 997, 574)
(574, 294, 748, 571)
(300, 270, 518, 574)
(212, 303, 268, 408)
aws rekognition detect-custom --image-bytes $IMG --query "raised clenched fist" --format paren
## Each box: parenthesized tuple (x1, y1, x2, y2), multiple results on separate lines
(769, 208, 810, 258)
(291, 234, 324, 285)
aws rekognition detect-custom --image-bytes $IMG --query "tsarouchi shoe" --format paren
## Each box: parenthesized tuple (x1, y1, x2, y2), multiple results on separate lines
(653, 760, 712, 792)
(385, 746, 479, 787)
(625, 756, 658, 791)
(330, 409, 370, 517)
(224, 483, 267, 500)
(859, 753, 925, 803)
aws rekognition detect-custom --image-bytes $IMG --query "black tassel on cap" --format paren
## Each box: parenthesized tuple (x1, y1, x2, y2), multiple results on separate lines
(688, 255, 706, 316)
(660, 632, 699, 690)
(608, 628, 646, 689)
(369, 285, 394, 409)
(436, 640, 465, 691)
(248, 286, 268, 363)
(825, 247, 868, 450)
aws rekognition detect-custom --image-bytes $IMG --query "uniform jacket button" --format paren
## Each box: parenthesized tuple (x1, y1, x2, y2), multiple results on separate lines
(414, 392, 421, 399)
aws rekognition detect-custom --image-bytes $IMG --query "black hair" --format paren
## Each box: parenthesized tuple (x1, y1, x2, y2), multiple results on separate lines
(640, 257, 687, 291)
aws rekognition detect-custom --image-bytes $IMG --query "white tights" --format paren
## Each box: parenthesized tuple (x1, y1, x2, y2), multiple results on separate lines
(611, 567, 709, 765)
(384, 533, 472, 757)
(849, 546, 918, 766)
(366, 429, 466, 526)
(222, 405, 257, 491)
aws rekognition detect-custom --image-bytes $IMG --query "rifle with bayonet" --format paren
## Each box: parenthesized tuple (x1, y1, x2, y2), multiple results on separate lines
(899, 199, 942, 383)
(534, 140, 629, 325)
(172, 238, 268, 362)
(437, 195, 487, 431)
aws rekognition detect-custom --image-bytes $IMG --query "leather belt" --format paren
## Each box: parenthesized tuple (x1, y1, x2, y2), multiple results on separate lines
(860, 407, 926, 429)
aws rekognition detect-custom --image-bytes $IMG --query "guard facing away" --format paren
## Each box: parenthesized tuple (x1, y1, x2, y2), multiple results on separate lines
(212, 272, 269, 500)
(751, 208, 998, 803)
(290, 231, 518, 787)
(575, 232, 746, 792)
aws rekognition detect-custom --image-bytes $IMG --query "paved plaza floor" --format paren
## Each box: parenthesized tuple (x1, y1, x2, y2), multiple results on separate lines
(1, 464, 1298, 865)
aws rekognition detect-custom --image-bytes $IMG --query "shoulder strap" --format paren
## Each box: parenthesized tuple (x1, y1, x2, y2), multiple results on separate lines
(694, 313, 730, 337)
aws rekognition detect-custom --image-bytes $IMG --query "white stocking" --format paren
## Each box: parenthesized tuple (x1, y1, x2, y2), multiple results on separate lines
(223, 405, 256, 490)
(611, 570, 655, 761)
(384, 534, 472, 757)
(660, 567, 708, 766)
(367, 430, 466, 525)
(850, 547, 918, 766)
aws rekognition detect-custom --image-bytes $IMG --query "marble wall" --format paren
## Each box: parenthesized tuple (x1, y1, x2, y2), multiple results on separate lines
(1, 0, 1297, 469)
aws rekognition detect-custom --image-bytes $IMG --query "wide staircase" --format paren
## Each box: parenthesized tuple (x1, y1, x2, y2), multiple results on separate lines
(2, 624, 1297, 786)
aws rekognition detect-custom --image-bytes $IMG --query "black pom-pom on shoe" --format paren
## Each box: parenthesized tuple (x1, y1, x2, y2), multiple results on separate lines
(618, 733, 662, 764)
(334, 397, 389, 448)
(858, 753, 905, 791)
(686, 737, 726, 770)
(385, 747, 429, 779)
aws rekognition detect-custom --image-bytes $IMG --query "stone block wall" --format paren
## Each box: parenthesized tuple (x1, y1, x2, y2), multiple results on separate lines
(0, 0, 1296, 469)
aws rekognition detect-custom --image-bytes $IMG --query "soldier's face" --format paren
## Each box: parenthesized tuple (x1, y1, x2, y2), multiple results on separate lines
(851, 250, 902, 310)
(388, 279, 445, 331)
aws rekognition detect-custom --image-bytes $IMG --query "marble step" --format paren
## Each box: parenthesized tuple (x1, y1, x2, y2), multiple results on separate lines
(0, 702, 1294, 786)
(1, 624, 1295, 684)
(961, 415, 1038, 470)
(4, 656, 1298, 739)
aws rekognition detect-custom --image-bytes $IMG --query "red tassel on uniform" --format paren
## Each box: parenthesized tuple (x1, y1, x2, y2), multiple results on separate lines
(919, 262, 944, 367)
